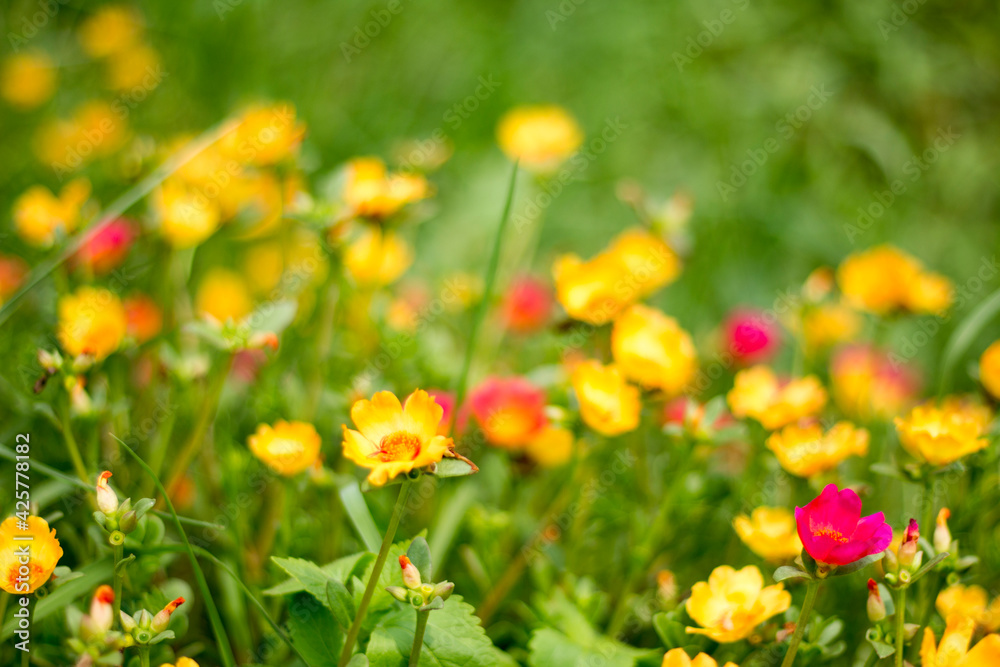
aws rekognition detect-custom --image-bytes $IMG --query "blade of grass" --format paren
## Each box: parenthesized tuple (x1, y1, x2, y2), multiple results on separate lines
(111, 434, 237, 667)
(338, 480, 382, 552)
(938, 285, 1000, 395)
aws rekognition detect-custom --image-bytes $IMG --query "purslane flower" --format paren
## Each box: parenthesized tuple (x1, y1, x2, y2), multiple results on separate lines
(795, 484, 892, 567)
(570, 360, 640, 436)
(921, 614, 1000, 667)
(837, 244, 952, 316)
(765, 421, 869, 478)
(57, 286, 128, 362)
(496, 105, 583, 173)
(661, 648, 738, 667)
(611, 304, 697, 396)
(727, 365, 827, 430)
(894, 397, 992, 467)
(0, 516, 63, 594)
(685, 564, 790, 643)
(733, 507, 803, 562)
(248, 420, 322, 477)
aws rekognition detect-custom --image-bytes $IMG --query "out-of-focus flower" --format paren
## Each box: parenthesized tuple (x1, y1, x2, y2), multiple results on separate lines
(58, 286, 127, 361)
(661, 648, 738, 667)
(105, 43, 160, 91)
(803, 266, 836, 303)
(523, 425, 574, 467)
(345, 227, 413, 286)
(501, 276, 552, 333)
(35, 101, 129, 169)
(921, 614, 1000, 667)
(661, 396, 736, 440)
(79, 5, 144, 57)
(570, 360, 640, 436)
(0, 516, 63, 594)
(685, 565, 790, 643)
(123, 294, 163, 343)
(837, 245, 952, 315)
(341, 157, 429, 219)
(1, 52, 56, 109)
(934, 508, 953, 554)
(894, 398, 992, 467)
(248, 420, 322, 476)
(727, 366, 827, 430)
(80, 585, 115, 641)
(0, 255, 28, 304)
(937, 585, 1000, 632)
(342, 390, 453, 486)
(195, 269, 253, 324)
(497, 105, 583, 172)
(220, 103, 306, 167)
(553, 228, 680, 325)
(766, 421, 869, 478)
(733, 507, 803, 562)
(13, 179, 91, 247)
(801, 304, 861, 354)
(831, 345, 920, 421)
(426, 389, 456, 435)
(468, 377, 546, 448)
(74, 218, 136, 275)
(722, 309, 780, 365)
(978, 340, 1000, 401)
(152, 180, 221, 248)
(795, 484, 892, 567)
(160, 659, 200, 667)
(612, 304, 696, 395)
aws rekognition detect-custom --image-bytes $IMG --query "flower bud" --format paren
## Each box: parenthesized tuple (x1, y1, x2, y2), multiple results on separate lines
(134, 609, 153, 630)
(898, 519, 920, 570)
(934, 508, 952, 554)
(96, 471, 119, 515)
(399, 555, 421, 589)
(386, 586, 409, 602)
(119, 510, 138, 534)
(867, 579, 886, 622)
(432, 581, 454, 601)
(80, 585, 115, 640)
(38, 348, 62, 372)
(120, 611, 137, 632)
(151, 597, 185, 632)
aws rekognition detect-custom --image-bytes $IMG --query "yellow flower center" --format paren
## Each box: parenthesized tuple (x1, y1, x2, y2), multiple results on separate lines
(378, 431, 422, 462)
(812, 526, 849, 543)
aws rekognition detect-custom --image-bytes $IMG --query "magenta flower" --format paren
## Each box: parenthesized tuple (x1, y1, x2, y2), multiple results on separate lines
(795, 484, 892, 566)
(723, 308, 780, 365)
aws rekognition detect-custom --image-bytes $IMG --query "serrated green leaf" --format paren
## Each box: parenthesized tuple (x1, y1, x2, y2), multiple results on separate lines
(527, 627, 644, 667)
(272, 557, 335, 604)
(327, 579, 355, 630)
(288, 592, 342, 667)
(265, 552, 371, 596)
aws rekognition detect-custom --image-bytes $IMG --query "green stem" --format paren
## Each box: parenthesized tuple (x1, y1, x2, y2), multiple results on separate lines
(912, 478, 935, 659)
(139, 647, 150, 667)
(863, 648, 880, 667)
(408, 609, 430, 667)
(338, 481, 413, 667)
(450, 160, 519, 428)
(112, 543, 124, 629)
(780, 580, 821, 667)
(0, 592, 9, 627)
(895, 587, 907, 667)
(59, 400, 90, 487)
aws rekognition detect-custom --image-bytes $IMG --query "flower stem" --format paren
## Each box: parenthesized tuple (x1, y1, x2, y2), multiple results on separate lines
(112, 543, 124, 629)
(59, 400, 91, 488)
(139, 647, 150, 667)
(408, 609, 430, 667)
(338, 481, 413, 667)
(780, 580, 820, 667)
(895, 587, 908, 667)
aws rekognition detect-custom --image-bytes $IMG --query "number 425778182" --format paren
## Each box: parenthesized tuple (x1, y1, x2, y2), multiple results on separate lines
(14, 433, 30, 523)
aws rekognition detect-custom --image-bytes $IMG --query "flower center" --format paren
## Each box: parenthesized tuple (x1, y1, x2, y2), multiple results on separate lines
(378, 431, 422, 462)
(812, 525, 849, 543)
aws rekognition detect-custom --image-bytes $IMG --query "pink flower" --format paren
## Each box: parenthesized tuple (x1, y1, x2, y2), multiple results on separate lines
(74, 217, 136, 275)
(723, 309, 780, 365)
(795, 484, 892, 566)
(501, 276, 552, 333)
(468, 376, 546, 448)
(427, 389, 457, 435)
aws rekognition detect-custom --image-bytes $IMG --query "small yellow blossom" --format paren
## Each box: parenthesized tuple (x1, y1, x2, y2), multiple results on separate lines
(661, 648, 738, 667)
(523, 425, 574, 468)
(160, 658, 199, 667)
(837, 245, 952, 315)
(248, 421, 322, 476)
(978, 341, 1000, 401)
(570, 360, 640, 436)
(58, 287, 128, 361)
(152, 180, 221, 248)
(13, 179, 91, 247)
(35, 101, 129, 169)
(801, 304, 861, 354)
(727, 366, 827, 430)
(1, 52, 56, 109)
(766, 421, 869, 478)
(196, 269, 254, 323)
(345, 228, 413, 286)
(342, 390, 453, 486)
(342, 157, 429, 219)
(831, 345, 919, 422)
(497, 105, 583, 172)
(1, 516, 63, 594)
(79, 5, 144, 58)
(921, 614, 1000, 667)
(105, 43, 161, 91)
(611, 304, 696, 395)
(937, 585, 1000, 632)
(895, 398, 992, 467)
(685, 565, 790, 643)
(220, 103, 306, 167)
(733, 507, 803, 562)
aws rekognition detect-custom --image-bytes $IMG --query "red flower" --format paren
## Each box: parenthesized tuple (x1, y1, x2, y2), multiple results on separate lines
(501, 276, 552, 333)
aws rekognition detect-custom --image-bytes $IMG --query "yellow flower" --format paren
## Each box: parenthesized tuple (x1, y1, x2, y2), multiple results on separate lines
(570, 360, 640, 436)
(248, 421, 322, 476)
(801, 304, 861, 354)
(685, 565, 790, 643)
(345, 228, 413, 286)
(105, 43, 161, 91)
(727, 366, 827, 430)
(195, 269, 253, 323)
(13, 179, 91, 247)
(937, 585, 1000, 632)
(733, 507, 803, 562)
(1, 52, 56, 110)
(1, 516, 63, 594)
(220, 103, 306, 166)
(978, 341, 1000, 401)
(497, 105, 583, 172)
(342, 390, 453, 486)
(58, 287, 127, 361)
(152, 180, 221, 248)
(831, 345, 920, 422)
(553, 228, 680, 325)
(342, 157, 429, 219)
(894, 398, 992, 467)
(523, 425, 575, 468)
(661, 648, 738, 667)
(160, 659, 199, 667)
(78, 5, 144, 58)
(611, 304, 696, 395)
(921, 614, 1000, 667)
(765, 421, 869, 478)
(837, 245, 952, 315)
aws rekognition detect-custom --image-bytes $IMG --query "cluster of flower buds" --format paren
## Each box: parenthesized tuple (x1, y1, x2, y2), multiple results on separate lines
(35, 349, 98, 414)
(865, 578, 918, 658)
(67, 586, 122, 664)
(120, 597, 185, 647)
(884, 519, 922, 586)
(93, 471, 156, 546)
(386, 554, 454, 611)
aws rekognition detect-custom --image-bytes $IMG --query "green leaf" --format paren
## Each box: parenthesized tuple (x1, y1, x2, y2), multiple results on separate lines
(265, 552, 371, 596)
(288, 592, 343, 667)
(366, 628, 404, 667)
(272, 557, 336, 603)
(527, 627, 645, 667)
(434, 458, 478, 478)
(327, 579, 355, 630)
(866, 629, 895, 658)
(910, 551, 949, 583)
(339, 479, 382, 551)
(407, 536, 433, 582)
(773, 566, 812, 582)
(870, 463, 906, 480)
(939, 285, 1000, 394)
(832, 550, 885, 576)
(347, 655, 370, 667)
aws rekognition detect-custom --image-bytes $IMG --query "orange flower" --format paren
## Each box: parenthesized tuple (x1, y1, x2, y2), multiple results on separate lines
(248, 421, 322, 476)
(468, 377, 547, 448)
(220, 103, 306, 166)
(727, 366, 827, 430)
(78, 5, 144, 58)
(344, 227, 413, 286)
(341, 157, 429, 219)
(837, 245, 952, 315)
(123, 294, 163, 343)
(523, 425, 574, 467)
(733, 507, 803, 562)
(57, 286, 128, 361)
(342, 390, 453, 486)
(0, 255, 28, 304)
(661, 648, 738, 667)
(0, 516, 63, 594)
(611, 304, 696, 395)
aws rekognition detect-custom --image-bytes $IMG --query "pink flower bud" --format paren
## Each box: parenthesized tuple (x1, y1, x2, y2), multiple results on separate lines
(898, 519, 920, 569)
(399, 555, 422, 589)
(96, 471, 118, 515)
